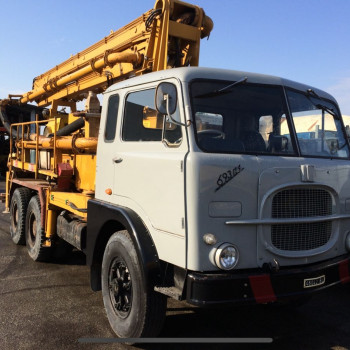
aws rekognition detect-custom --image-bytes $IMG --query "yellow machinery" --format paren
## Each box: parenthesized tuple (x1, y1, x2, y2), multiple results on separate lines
(0, 126, 9, 176)
(1, 0, 213, 245)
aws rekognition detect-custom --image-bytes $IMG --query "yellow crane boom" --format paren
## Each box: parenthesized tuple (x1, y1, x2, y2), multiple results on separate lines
(19, 0, 213, 108)
(1, 0, 213, 211)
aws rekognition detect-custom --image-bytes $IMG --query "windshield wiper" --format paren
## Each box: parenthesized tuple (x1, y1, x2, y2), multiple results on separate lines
(195, 77, 248, 98)
(306, 89, 338, 118)
(307, 88, 320, 98)
(315, 104, 337, 118)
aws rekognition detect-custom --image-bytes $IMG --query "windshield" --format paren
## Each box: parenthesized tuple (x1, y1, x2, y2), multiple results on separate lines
(190, 79, 350, 159)
(191, 80, 296, 155)
(285, 89, 349, 158)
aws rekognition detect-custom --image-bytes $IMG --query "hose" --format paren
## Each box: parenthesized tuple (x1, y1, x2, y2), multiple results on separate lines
(0, 102, 84, 139)
(55, 118, 85, 137)
(0, 103, 44, 138)
(145, 9, 162, 32)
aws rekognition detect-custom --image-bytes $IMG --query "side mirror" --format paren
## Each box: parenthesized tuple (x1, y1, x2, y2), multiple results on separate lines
(269, 134, 289, 151)
(346, 125, 350, 138)
(155, 82, 177, 115)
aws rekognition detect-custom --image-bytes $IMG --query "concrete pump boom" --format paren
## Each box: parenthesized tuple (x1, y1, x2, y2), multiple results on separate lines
(18, 0, 213, 108)
(0, 0, 213, 203)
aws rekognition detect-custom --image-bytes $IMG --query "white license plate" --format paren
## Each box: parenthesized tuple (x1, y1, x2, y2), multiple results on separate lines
(303, 275, 326, 288)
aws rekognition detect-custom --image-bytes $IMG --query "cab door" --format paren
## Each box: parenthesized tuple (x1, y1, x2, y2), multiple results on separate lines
(112, 80, 188, 242)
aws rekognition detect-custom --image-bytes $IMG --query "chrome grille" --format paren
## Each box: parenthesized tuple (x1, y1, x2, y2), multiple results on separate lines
(271, 188, 332, 251)
(271, 222, 332, 251)
(272, 188, 332, 218)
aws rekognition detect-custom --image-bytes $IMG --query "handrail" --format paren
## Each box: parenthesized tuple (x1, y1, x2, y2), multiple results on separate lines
(10, 118, 56, 177)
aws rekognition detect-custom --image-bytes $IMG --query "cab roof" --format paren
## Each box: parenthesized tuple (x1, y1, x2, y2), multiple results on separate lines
(105, 66, 337, 104)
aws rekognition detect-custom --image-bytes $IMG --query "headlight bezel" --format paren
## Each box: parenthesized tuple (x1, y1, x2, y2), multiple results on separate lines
(345, 232, 350, 252)
(214, 243, 239, 270)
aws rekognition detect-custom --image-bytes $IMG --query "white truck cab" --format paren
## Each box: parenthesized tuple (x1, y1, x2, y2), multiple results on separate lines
(86, 67, 350, 337)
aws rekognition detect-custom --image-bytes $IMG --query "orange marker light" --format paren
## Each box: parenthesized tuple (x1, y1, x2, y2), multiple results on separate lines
(105, 188, 112, 195)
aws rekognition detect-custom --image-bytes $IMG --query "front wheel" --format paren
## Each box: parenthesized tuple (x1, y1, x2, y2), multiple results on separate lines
(102, 230, 167, 338)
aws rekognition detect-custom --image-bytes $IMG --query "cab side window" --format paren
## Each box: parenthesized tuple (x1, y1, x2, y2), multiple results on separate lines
(123, 89, 162, 142)
(122, 88, 182, 145)
(105, 94, 119, 141)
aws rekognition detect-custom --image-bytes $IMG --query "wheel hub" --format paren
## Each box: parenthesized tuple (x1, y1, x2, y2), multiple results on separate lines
(28, 212, 37, 248)
(10, 203, 18, 232)
(109, 258, 132, 317)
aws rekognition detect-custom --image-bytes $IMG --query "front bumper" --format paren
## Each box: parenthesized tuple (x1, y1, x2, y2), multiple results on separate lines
(186, 255, 350, 306)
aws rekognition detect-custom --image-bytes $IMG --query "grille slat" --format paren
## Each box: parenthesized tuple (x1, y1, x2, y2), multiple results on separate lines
(271, 188, 332, 251)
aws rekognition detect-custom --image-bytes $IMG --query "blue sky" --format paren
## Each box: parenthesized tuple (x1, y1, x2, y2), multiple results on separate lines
(0, 0, 349, 114)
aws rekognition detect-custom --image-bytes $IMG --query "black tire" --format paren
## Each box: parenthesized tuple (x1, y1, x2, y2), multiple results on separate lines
(25, 195, 52, 262)
(10, 187, 32, 245)
(102, 230, 167, 338)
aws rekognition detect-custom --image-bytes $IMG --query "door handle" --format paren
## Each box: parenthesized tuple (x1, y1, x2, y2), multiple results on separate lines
(113, 157, 123, 164)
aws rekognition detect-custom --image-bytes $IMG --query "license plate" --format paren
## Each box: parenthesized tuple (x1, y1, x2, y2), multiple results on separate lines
(303, 275, 326, 289)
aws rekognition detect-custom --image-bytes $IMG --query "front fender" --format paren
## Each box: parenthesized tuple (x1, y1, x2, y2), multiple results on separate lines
(86, 199, 161, 290)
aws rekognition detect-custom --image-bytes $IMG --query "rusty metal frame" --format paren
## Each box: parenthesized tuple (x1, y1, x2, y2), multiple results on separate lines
(11, 178, 49, 229)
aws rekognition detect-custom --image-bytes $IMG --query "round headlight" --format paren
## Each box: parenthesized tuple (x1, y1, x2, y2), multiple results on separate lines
(214, 243, 239, 270)
(346, 232, 350, 252)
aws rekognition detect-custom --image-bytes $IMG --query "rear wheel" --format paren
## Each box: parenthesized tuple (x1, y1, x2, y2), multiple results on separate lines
(25, 195, 51, 261)
(102, 230, 167, 338)
(10, 187, 31, 245)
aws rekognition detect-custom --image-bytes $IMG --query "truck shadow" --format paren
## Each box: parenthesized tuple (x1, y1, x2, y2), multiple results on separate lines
(50, 249, 86, 266)
(135, 286, 350, 350)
